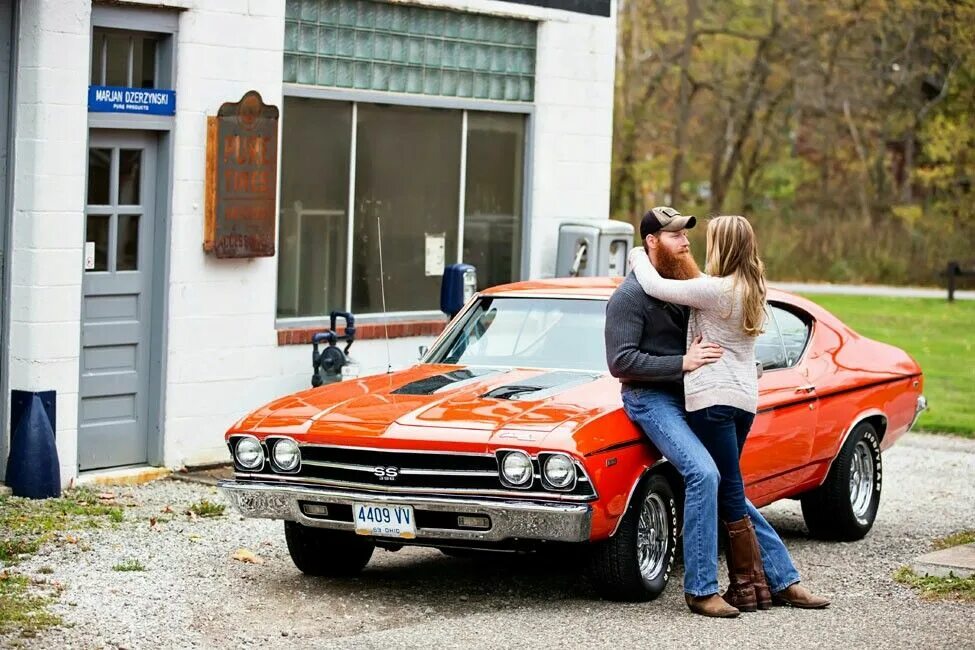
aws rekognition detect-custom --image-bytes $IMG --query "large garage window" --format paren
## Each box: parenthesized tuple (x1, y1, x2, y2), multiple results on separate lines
(277, 97, 528, 319)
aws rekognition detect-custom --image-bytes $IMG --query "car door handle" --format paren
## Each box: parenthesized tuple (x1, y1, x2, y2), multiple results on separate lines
(795, 385, 816, 393)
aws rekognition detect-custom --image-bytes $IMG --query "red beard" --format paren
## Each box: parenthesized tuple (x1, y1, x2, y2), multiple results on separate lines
(653, 245, 702, 280)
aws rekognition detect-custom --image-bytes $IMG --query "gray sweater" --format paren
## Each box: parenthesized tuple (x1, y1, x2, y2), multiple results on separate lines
(604, 274, 688, 393)
(630, 250, 759, 414)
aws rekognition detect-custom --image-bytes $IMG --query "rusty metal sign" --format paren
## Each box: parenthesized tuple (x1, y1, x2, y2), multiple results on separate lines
(204, 90, 278, 258)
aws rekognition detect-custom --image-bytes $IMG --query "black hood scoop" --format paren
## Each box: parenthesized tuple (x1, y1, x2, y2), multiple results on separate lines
(480, 371, 603, 401)
(391, 368, 501, 396)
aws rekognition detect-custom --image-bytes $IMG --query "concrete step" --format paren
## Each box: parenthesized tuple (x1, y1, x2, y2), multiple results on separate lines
(911, 544, 975, 578)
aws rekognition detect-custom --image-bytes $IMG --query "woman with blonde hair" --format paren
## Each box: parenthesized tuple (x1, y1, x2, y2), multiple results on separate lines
(627, 215, 827, 613)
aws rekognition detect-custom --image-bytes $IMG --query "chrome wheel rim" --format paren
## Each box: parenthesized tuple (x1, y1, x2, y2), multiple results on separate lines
(637, 492, 669, 581)
(849, 440, 875, 523)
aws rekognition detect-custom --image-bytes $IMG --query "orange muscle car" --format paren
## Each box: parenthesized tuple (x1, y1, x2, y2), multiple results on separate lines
(219, 278, 925, 601)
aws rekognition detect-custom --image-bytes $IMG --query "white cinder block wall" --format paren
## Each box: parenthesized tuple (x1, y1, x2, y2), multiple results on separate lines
(5, 0, 616, 481)
(7, 0, 92, 484)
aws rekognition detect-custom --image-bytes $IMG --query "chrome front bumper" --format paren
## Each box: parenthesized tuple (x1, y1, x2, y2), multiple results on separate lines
(218, 480, 593, 544)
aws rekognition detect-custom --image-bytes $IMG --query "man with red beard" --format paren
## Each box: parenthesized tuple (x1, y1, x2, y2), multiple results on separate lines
(604, 206, 808, 617)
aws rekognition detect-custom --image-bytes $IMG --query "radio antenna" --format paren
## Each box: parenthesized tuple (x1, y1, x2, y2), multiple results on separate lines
(376, 215, 392, 374)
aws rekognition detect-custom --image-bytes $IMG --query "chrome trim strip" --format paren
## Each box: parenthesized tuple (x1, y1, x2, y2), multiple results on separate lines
(818, 408, 888, 484)
(609, 459, 668, 537)
(233, 472, 596, 502)
(398, 468, 499, 477)
(295, 442, 495, 458)
(220, 480, 592, 543)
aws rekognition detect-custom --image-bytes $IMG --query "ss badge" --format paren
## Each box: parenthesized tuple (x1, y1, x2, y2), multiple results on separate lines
(374, 466, 399, 481)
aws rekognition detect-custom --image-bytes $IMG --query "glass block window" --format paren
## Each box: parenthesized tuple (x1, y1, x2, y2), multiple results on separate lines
(283, 0, 536, 102)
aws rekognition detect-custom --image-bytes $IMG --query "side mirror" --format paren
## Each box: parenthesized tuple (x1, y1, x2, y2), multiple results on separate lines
(418, 345, 429, 360)
(755, 360, 764, 379)
(440, 263, 476, 319)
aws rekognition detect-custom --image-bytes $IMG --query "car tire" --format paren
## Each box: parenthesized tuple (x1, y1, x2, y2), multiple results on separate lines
(588, 473, 678, 602)
(284, 521, 375, 576)
(800, 421, 882, 541)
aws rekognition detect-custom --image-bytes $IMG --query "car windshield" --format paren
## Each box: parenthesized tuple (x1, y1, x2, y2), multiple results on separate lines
(428, 297, 609, 372)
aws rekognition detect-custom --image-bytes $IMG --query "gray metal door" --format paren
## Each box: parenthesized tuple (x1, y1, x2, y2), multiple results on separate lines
(80, 130, 156, 471)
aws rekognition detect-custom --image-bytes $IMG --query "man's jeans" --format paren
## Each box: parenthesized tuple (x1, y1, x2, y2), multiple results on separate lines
(621, 386, 801, 597)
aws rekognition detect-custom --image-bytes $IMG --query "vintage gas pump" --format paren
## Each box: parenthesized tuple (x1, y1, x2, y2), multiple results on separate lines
(311, 311, 358, 387)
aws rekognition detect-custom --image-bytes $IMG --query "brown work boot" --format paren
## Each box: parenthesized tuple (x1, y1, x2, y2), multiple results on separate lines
(722, 517, 759, 612)
(684, 593, 740, 618)
(772, 583, 830, 609)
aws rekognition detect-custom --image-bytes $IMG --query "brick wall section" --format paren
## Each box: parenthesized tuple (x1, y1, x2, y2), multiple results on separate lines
(4, 0, 92, 483)
(277, 320, 448, 346)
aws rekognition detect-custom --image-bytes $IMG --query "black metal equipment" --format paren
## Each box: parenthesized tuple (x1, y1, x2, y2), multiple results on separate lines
(944, 261, 974, 302)
(311, 311, 356, 387)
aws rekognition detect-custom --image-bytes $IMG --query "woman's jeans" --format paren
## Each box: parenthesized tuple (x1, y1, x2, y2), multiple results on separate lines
(687, 405, 755, 522)
(621, 386, 800, 597)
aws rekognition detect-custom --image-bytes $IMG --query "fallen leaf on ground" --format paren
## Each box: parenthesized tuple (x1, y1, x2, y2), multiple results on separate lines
(232, 548, 263, 565)
(64, 535, 78, 544)
(149, 517, 157, 528)
(97, 492, 116, 500)
(161, 505, 174, 514)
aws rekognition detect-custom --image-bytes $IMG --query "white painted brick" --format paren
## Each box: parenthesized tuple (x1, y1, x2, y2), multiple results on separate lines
(10, 248, 83, 288)
(8, 285, 83, 323)
(10, 321, 83, 361)
(11, 210, 85, 250)
(7, 356, 81, 395)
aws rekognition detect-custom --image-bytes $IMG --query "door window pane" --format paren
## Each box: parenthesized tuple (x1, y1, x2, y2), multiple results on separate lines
(464, 112, 525, 289)
(85, 215, 110, 272)
(352, 103, 461, 313)
(756, 305, 787, 370)
(105, 32, 130, 86)
(118, 149, 141, 205)
(87, 148, 112, 205)
(133, 38, 156, 89)
(117, 214, 140, 270)
(277, 97, 352, 318)
(772, 306, 812, 366)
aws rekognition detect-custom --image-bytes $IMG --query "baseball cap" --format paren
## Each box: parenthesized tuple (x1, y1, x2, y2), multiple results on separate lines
(640, 206, 697, 239)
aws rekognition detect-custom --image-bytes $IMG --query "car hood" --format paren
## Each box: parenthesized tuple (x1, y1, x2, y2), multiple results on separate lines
(232, 365, 623, 448)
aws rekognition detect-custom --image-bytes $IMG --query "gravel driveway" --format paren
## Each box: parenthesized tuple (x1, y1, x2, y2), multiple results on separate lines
(6, 432, 974, 649)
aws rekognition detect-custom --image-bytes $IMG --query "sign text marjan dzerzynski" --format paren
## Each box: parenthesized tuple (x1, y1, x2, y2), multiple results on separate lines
(88, 85, 177, 116)
(204, 91, 279, 258)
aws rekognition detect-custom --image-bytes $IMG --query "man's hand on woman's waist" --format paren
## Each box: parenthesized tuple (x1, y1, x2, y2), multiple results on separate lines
(683, 335, 723, 372)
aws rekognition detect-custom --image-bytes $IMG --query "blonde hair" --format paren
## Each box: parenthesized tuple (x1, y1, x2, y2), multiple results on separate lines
(705, 215, 767, 337)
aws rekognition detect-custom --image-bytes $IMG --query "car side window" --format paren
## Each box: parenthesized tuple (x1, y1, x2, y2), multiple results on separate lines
(755, 305, 788, 370)
(772, 305, 812, 367)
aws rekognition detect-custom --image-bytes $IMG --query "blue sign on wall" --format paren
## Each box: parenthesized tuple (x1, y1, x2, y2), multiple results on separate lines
(88, 85, 176, 116)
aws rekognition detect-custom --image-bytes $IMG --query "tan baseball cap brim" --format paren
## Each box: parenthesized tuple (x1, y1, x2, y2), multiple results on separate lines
(660, 215, 697, 232)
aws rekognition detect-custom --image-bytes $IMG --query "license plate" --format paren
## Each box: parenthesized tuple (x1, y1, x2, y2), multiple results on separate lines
(352, 502, 416, 539)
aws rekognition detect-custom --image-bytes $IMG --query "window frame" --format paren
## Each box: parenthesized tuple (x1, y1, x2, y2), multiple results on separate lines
(275, 83, 534, 327)
(759, 301, 815, 372)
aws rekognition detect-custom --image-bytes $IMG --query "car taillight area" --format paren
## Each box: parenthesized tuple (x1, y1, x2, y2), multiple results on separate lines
(227, 435, 596, 500)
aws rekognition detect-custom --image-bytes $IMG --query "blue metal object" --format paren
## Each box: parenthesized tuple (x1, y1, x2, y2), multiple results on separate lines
(440, 264, 477, 319)
(88, 85, 177, 116)
(5, 390, 61, 499)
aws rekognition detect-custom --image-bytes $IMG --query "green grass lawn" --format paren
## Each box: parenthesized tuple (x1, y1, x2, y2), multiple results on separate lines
(800, 294, 975, 437)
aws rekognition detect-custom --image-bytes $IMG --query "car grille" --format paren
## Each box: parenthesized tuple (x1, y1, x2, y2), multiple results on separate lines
(230, 440, 596, 500)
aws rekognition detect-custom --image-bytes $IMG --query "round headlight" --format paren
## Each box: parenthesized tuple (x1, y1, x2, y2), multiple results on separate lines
(235, 437, 264, 469)
(543, 454, 575, 489)
(271, 438, 300, 472)
(501, 451, 533, 486)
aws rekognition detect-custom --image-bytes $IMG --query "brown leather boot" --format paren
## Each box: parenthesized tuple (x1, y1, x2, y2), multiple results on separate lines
(722, 517, 759, 612)
(684, 593, 740, 618)
(772, 583, 830, 609)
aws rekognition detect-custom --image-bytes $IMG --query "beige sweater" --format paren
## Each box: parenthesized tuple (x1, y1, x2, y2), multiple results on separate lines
(629, 250, 759, 414)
